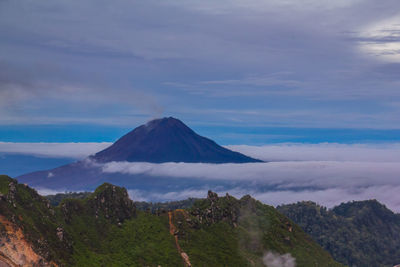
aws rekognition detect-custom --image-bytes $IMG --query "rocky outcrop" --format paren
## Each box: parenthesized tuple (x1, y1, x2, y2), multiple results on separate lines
(59, 183, 136, 225)
(189, 191, 240, 227)
(88, 183, 136, 224)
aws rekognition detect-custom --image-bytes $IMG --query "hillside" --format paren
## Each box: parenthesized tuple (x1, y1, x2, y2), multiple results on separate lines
(0, 175, 340, 266)
(278, 201, 400, 267)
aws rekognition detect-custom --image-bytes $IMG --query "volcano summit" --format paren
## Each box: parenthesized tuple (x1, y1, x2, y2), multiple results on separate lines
(92, 117, 261, 163)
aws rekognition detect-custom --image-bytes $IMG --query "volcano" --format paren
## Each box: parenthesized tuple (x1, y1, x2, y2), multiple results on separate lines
(92, 117, 261, 163)
(17, 117, 262, 190)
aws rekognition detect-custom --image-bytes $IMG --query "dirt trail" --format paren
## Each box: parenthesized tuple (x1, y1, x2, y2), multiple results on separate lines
(168, 211, 192, 267)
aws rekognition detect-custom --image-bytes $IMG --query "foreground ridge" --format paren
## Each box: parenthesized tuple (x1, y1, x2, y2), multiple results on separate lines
(0, 175, 340, 266)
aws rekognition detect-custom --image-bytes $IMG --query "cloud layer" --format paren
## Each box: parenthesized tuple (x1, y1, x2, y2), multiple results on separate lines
(227, 143, 400, 162)
(101, 161, 400, 210)
(4, 141, 399, 161)
(0, 142, 111, 159)
(99, 143, 400, 212)
(102, 161, 400, 189)
(5, 142, 400, 212)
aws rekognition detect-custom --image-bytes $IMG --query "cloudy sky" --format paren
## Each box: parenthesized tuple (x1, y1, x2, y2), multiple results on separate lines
(1, 0, 400, 143)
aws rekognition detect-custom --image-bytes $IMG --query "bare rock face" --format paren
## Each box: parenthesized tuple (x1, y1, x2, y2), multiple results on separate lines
(6, 181, 17, 209)
(187, 191, 265, 230)
(190, 191, 240, 227)
(88, 183, 136, 224)
(0, 259, 12, 267)
(56, 227, 64, 241)
(59, 183, 136, 225)
(0, 215, 54, 267)
(207, 190, 218, 201)
(0, 176, 72, 265)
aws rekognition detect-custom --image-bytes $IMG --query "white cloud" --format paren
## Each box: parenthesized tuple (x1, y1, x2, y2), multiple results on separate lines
(100, 142, 400, 212)
(0, 142, 111, 159)
(36, 187, 67, 196)
(263, 251, 296, 267)
(227, 143, 400, 162)
(101, 160, 400, 211)
(358, 16, 400, 62)
(6, 142, 394, 162)
(14, 142, 400, 212)
(102, 161, 400, 189)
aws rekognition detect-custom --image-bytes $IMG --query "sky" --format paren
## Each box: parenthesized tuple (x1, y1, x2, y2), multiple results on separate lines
(1, 1, 400, 210)
(1, 0, 400, 141)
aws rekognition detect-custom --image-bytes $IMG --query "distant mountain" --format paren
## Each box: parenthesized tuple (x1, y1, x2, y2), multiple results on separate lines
(17, 117, 261, 191)
(0, 175, 341, 266)
(278, 200, 400, 267)
(93, 117, 261, 163)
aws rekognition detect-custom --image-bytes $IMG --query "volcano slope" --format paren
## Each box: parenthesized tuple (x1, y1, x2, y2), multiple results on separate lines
(0, 175, 340, 266)
(17, 117, 262, 191)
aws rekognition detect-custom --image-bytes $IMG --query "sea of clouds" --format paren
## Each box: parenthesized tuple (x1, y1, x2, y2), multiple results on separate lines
(100, 144, 400, 211)
(102, 160, 400, 212)
(4, 142, 400, 212)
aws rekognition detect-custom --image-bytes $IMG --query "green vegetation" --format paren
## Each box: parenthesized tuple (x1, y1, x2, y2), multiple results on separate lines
(65, 210, 181, 266)
(0, 175, 342, 266)
(46, 192, 91, 206)
(46, 192, 197, 212)
(173, 192, 342, 267)
(0, 175, 181, 266)
(278, 200, 400, 267)
(135, 198, 198, 212)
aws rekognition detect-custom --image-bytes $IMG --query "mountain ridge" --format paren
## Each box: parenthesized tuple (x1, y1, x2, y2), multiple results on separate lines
(40, 189, 400, 266)
(278, 200, 400, 266)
